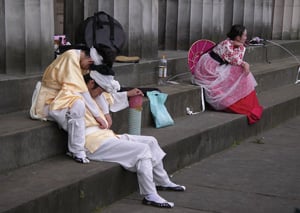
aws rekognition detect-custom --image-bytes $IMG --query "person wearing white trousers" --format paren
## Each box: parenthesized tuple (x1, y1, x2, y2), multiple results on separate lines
(82, 69, 186, 208)
(87, 134, 184, 208)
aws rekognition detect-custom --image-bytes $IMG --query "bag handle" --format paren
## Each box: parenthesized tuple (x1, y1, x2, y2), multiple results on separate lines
(93, 11, 118, 51)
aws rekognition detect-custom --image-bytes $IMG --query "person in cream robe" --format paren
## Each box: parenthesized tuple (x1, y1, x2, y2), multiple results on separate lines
(30, 47, 108, 163)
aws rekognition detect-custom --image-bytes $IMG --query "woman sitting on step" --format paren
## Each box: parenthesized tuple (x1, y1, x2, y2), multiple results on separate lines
(194, 24, 263, 124)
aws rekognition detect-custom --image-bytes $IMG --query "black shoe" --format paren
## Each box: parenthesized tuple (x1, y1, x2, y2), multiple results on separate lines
(142, 198, 174, 208)
(66, 152, 90, 164)
(156, 185, 186, 191)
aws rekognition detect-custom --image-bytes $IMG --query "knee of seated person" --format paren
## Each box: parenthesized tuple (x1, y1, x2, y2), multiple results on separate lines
(146, 136, 159, 146)
(136, 158, 152, 174)
(69, 99, 85, 118)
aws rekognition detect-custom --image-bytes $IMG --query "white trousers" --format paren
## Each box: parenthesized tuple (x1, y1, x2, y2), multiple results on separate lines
(47, 100, 87, 158)
(87, 134, 173, 195)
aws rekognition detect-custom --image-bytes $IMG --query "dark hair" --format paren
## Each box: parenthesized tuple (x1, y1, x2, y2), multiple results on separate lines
(83, 73, 99, 89)
(95, 44, 117, 68)
(58, 44, 90, 56)
(226, 25, 246, 40)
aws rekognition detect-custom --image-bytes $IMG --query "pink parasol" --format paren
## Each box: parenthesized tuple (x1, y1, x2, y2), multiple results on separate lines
(188, 39, 215, 74)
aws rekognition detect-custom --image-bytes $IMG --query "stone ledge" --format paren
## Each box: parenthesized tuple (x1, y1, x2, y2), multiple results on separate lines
(0, 83, 300, 213)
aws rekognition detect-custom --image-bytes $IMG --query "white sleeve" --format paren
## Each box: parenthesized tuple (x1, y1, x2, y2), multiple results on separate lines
(80, 92, 100, 117)
(110, 92, 129, 112)
(94, 95, 110, 115)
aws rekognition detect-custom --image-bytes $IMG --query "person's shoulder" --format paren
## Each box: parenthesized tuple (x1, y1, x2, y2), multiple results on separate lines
(62, 49, 79, 57)
(59, 49, 80, 62)
(223, 39, 232, 45)
(217, 39, 232, 48)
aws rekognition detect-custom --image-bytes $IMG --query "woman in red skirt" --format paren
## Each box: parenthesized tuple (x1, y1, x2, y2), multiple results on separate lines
(194, 25, 263, 124)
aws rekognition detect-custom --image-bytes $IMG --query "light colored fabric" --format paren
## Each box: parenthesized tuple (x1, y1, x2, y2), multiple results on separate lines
(102, 92, 114, 105)
(153, 161, 174, 186)
(136, 159, 156, 195)
(84, 98, 116, 152)
(213, 39, 246, 66)
(85, 128, 117, 153)
(80, 91, 100, 117)
(194, 53, 257, 110)
(34, 50, 88, 119)
(95, 92, 129, 113)
(90, 70, 120, 94)
(94, 95, 110, 114)
(86, 134, 168, 195)
(48, 99, 87, 158)
(66, 101, 86, 158)
(84, 98, 108, 128)
(90, 46, 103, 65)
(110, 92, 129, 112)
(30, 81, 46, 120)
(86, 134, 166, 168)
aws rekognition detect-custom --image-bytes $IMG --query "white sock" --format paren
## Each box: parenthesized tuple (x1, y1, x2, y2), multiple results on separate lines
(163, 181, 178, 187)
(162, 182, 186, 190)
(145, 193, 174, 207)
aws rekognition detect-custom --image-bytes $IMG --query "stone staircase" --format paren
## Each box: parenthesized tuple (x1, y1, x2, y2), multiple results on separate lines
(0, 41, 300, 213)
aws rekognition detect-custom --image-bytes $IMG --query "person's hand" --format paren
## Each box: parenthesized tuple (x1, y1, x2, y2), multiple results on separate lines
(242, 62, 250, 74)
(95, 116, 108, 129)
(127, 88, 144, 97)
(104, 114, 112, 129)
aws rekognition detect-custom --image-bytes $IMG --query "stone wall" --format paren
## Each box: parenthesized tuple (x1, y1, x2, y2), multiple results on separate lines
(0, 0, 299, 75)
(0, 0, 54, 75)
(63, 0, 300, 55)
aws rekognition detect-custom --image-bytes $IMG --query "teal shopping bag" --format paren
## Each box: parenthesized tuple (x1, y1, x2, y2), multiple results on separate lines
(147, 91, 174, 128)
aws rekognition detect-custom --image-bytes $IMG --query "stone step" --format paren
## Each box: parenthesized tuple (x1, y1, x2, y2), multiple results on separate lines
(245, 40, 300, 64)
(0, 74, 41, 115)
(0, 84, 201, 174)
(0, 111, 67, 173)
(251, 56, 299, 93)
(105, 54, 300, 133)
(0, 40, 299, 115)
(1, 83, 300, 213)
(112, 83, 202, 133)
(1, 54, 299, 173)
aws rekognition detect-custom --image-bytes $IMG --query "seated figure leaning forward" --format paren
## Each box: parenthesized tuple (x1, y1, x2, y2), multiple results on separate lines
(30, 46, 185, 208)
(194, 24, 263, 124)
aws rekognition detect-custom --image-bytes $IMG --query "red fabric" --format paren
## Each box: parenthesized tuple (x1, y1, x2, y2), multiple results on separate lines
(226, 90, 263, 124)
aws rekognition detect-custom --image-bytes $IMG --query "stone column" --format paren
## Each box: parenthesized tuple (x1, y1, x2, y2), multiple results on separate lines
(177, 0, 191, 50)
(211, 0, 230, 42)
(202, 0, 213, 40)
(189, 0, 204, 44)
(165, 0, 179, 50)
(262, 0, 273, 39)
(25, 0, 42, 74)
(5, 0, 25, 74)
(0, 0, 5, 74)
(282, 0, 293, 39)
(128, 0, 158, 58)
(232, 0, 245, 25)
(272, 0, 284, 39)
(253, 0, 263, 38)
(0, 0, 53, 75)
(114, 0, 129, 55)
(40, 0, 54, 70)
(243, 0, 254, 39)
(291, 0, 300, 39)
(158, 0, 167, 49)
(64, 0, 83, 43)
(222, 0, 234, 39)
(128, 0, 142, 56)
